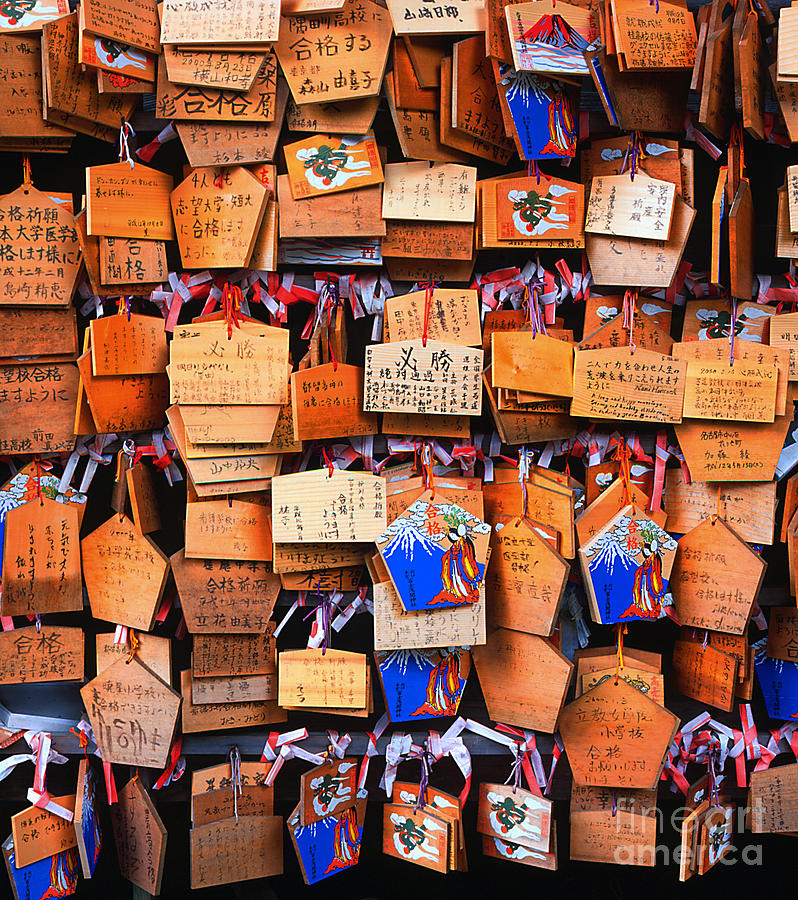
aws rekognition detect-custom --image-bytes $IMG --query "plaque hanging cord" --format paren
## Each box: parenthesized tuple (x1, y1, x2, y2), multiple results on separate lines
(622, 289, 637, 355)
(614, 622, 627, 684)
(118, 121, 136, 170)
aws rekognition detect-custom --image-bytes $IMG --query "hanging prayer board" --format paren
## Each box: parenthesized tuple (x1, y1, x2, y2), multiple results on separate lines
(110, 777, 167, 895)
(73, 759, 101, 880)
(376, 648, 470, 721)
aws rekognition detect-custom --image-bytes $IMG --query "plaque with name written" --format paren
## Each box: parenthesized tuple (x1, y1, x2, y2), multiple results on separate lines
(0, 625, 83, 684)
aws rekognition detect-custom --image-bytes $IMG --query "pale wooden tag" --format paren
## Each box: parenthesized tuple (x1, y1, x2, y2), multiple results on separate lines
(86, 162, 174, 240)
(1, 497, 81, 616)
(276, 0, 392, 104)
(273, 542, 368, 573)
(384, 289, 481, 346)
(766, 607, 798, 662)
(99, 237, 167, 287)
(682, 359, 777, 422)
(769, 312, 798, 379)
(192, 629, 276, 678)
(0, 625, 83, 684)
(161, 0, 279, 43)
(171, 166, 268, 268)
(382, 162, 477, 222)
(570, 786, 657, 865)
(77, 352, 168, 434)
(82, 0, 159, 52)
(81, 656, 181, 768)
(185, 499, 272, 561)
(181, 669, 286, 733)
(386, 0, 485, 34)
(472, 626, 572, 731)
(171, 550, 279, 633)
(170, 320, 288, 406)
(110, 777, 167, 894)
(486, 517, 569, 636)
(163, 46, 265, 91)
(585, 173, 675, 241)
(750, 764, 798, 833)
(191, 816, 283, 888)
(491, 332, 573, 397)
(81, 514, 169, 630)
(191, 671, 275, 705)
(663, 472, 775, 544)
(291, 363, 378, 441)
(670, 517, 766, 634)
(571, 347, 686, 422)
(272, 469, 387, 543)
(278, 648, 368, 708)
(559, 677, 679, 789)
(364, 340, 483, 416)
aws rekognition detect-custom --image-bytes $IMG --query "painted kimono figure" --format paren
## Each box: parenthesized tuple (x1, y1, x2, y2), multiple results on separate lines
(41, 847, 79, 899)
(411, 652, 461, 717)
(324, 807, 361, 874)
(431, 513, 481, 605)
(620, 524, 666, 620)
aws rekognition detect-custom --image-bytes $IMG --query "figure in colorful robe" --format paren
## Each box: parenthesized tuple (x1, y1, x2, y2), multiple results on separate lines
(431, 515, 481, 605)
(411, 652, 461, 717)
(620, 525, 666, 620)
(323, 806, 362, 874)
(41, 847, 79, 899)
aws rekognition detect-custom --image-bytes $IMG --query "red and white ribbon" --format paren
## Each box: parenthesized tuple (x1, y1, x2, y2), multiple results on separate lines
(358, 713, 389, 792)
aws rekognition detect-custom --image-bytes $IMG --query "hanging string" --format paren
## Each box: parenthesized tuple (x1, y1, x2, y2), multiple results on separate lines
(34, 458, 44, 506)
(615, 623, 627, 682)
(421, 276, 434, 347)
(729, 297, 738, 366)
(221, 282, 242, 339)
(322, 278, 340, 371)
(321, 446, 335, 478)
(22, 155, 32, 186)
(126, 628, 140, 663)
(506, 748, 524, 794)
(525, 282, 547, 337)
(420, 442, 435, 496)
(230, 746, 242, 824)
(302, 586, 333, 655)
(118, 121, 136, 169)
(414, 749, 432, 812)
(527, 160, 541, 185)
(612, 438, 633, 507)
(622, 289, 637, 354)
(620, 131, 643, 181)
(69, 727, 90, 760)
(518, 446, 530, 519)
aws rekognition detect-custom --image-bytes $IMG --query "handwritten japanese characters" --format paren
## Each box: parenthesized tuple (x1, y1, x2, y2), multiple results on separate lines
(0, 625, 83, 684)
(382, 162, 477, 222)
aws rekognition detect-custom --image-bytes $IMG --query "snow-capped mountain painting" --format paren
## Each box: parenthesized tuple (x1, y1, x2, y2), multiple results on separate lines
(513, 13, 592, 76)
(376, 496, 490, 612)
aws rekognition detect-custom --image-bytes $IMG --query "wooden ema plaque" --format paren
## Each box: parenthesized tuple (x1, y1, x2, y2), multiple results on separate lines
(575, 476, 658, 548)
(277, 174, 384, 239)
(86, 162, 174, 240)
(74, 758, 101, 879)
(287, 92, 380, 134)
(171, 550, 279, 633)
(82, 656, 180, 769)
(681, 358, 777, 423)
(383, 803, 450, 872)
(663, 472, 775, 544)
(767, 607, 798, 662)
(81, 514, 169, 631)
(570, 785, 657, 866)
(191, 816, 283, 888)
(477, 782, 551, 853)
(750, 764, 798, 833)
(11, 795, 76, 868)
(82, 0, 159, 53)
(185, 499, 272, 562)
(271, 469, 387, 543)
(472, 627, 572, 731)
(96, 631, 170, 684)
(170, 167, 268, 268)
(483, 477, 575, 558)
(278, 648, 369, 709)
(0, 625, 83, 684)
(0, 185, 80, 307)
(384, 289, 481, 347)
(161, 0, 279, 43)
(89, 314, 167, 377)
(383, 162, 476, 223)
(770, 311, 798, 379)
(571, 347, 686, 422)
(0, 307, 77, 359)
(382, 220, 473, 260)
(559, 677, 679, 789)
(485, 516, 569, 636)
(579, 665, 665, 705)
(670, 517, 766, 635)
(170, 319, 288, 405)
(291, 363, 378, 442)
(191, 671, 275, 705)
(298, 757, 358, 826)
(163, 45, 264, 92)
(276, 0, 392, 105)
(373, 580, 486, 650)
(77, 352, 168, 434)
(364, 340, 483, 416)
(99, 236, 167, 287)
(284, 133, 383, 201)
(1, 497, 81, 616)
(586, 194, 696, 288)
(192, 782, 273, 825)
(110, 777, 167, 895)
(191, 760, 271, 808)
(675, 386, 796, 482)
(491, 332, 573, 397)
(181, 670, 286, 733)
(192, 629, 276, 678)
(671, 638, 738, 712)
